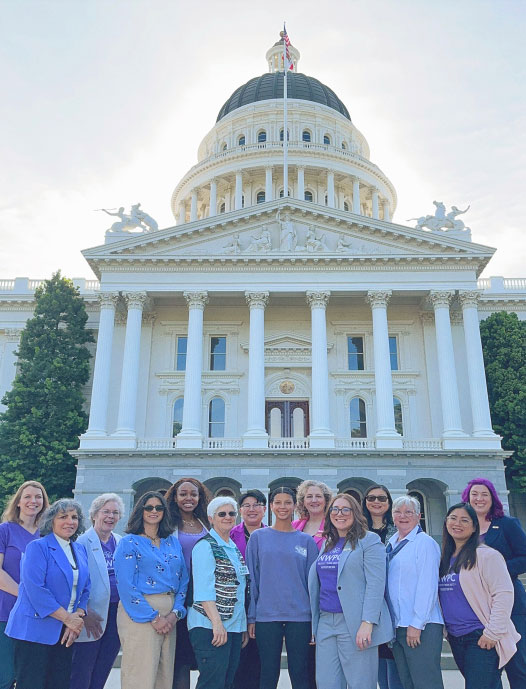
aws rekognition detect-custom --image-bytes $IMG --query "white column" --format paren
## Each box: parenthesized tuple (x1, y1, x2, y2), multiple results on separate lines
(327, 170, 335, 207)
(209, 179, 217, 217)
(265, 167, 273, 202)
(383, 199, 391, 222)
(235, 172, 243, 210)
(353, 178, 360, 214)
(190, 190, 198, 222)
(114, 292, 147, 438)
(178, 291, 208, 448)
(0, 329, 22, 412)
(428, 291, 466, 439)
(243, 292, 269, 448)
(459, 291, 499, 442)
(178, 202, 186, 225)
(366, 291, 401, 448)
(306, 291, 335, 448)
(372, 189, 379, 219)
(84, 293, 119, 437)
(297, 166, 305, 200)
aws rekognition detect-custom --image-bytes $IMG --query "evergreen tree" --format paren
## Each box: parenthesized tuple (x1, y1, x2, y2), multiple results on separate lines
(480, 311, 526, 487)
(0, 273, 93, 502)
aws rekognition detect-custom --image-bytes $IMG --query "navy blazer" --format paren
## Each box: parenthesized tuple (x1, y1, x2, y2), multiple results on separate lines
(5, 533, 91, 645)
(484, 516, 526, 615)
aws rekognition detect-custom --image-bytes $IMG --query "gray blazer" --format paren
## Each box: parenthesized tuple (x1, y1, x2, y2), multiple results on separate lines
(308, 530, 394, 646)
(76, 526, 122, 642)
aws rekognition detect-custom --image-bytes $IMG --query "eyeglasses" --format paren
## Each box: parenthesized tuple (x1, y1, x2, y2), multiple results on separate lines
(329, 506, 352, 515)
(240, 503, 265, 509)
(216, 511, 237, 518)
(393, 510, 416, 518)
(446, 515, 473, 526)
(366, 495, 388, 503)
(100, 510, 120, 517)
(143, 505, 165, 512)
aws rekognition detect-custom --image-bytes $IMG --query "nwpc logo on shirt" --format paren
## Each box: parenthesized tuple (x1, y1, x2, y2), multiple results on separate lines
(295, 545, 307, 557)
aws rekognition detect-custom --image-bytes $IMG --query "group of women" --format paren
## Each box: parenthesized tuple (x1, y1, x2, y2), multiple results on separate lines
(0, 476, 525, 689)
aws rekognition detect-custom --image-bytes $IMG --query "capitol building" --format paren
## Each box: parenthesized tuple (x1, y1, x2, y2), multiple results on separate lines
(1, 36, 525, 538)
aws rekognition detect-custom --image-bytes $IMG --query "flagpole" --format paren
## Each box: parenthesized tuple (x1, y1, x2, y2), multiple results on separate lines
(282, 25, 288, 199)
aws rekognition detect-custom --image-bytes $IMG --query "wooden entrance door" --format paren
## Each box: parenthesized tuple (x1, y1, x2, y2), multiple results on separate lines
(265, 400, 310, 438)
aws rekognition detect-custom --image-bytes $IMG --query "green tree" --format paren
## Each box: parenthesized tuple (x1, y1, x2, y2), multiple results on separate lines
(480, 311, 526, 487)
(0, 273, 93, 503)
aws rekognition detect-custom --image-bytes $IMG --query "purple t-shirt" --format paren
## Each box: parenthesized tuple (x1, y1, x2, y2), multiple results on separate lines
(438, 559, 482, 637)
(177, 527, 208, 573)
(317, 538, 344, 613)
(0, 522, 40, 621)
(101, 534, 119, 603)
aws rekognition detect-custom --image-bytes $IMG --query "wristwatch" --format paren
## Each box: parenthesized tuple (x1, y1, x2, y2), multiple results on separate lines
(173, 609, 183, 621)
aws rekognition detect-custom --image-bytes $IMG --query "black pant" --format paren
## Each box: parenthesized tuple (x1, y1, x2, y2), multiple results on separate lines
(255, 621, 312, 689)
(448, 629, 501, 689)
(189, 627, 242, 689)
(233, 637, 261, 689)
(13, 636, 73, 689)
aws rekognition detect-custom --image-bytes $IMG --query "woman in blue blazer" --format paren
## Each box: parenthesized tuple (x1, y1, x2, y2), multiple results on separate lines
(6, 499, 90, 689)
(309, 493, 393, 689)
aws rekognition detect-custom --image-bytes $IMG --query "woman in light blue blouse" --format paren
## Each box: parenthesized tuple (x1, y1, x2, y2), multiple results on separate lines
(188, 496, 248, 689)
(114, 491, 188, 689)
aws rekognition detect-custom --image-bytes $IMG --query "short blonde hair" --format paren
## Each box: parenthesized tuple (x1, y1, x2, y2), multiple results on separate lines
(2, 481, 49, 525)
(295, 480, 332, 520)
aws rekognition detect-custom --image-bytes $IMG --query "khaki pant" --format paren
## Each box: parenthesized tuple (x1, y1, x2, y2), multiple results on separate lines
(117, 593, 177, 689)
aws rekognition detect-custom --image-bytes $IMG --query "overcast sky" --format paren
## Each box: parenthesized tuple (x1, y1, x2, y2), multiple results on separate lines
(1, 0, 525, 280)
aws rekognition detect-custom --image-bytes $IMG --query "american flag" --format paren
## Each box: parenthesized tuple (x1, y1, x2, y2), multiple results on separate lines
(283, 25, 293, 71)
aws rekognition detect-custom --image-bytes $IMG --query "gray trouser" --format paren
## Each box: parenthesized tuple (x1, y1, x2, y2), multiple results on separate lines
(391, 623, 444, 689)
(315, 611, 378, 689)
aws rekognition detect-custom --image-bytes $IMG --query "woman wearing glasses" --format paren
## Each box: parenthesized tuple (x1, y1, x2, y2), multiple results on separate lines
(114, 491, 188, 689)
(362, 485, 402, 689)
(187, 497, 248, 689)
(309, 493, 393, 689)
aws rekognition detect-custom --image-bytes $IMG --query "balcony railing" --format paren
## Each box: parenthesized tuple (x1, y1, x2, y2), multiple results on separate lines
(268, 438, 310, 449)
(136, 437, 444, 451)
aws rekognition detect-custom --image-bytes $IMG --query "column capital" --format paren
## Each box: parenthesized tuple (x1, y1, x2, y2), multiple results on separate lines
(428, 290, 455, 309)
(184, 291, 209, 310)
(366, 290, 392, 308)
(123, 292, 148, 310)
(419, 311, 435, 324)
(306, 291, 330, 309)
(458, 290, 481, 308)
(296, 165, 305, 171)
(97, 292, 119, 310)
(5, 328, 23, 342)
(245, 291, 269, 309)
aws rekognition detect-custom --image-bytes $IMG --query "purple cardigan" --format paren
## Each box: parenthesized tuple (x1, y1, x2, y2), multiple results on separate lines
(230, 522, 267, 558)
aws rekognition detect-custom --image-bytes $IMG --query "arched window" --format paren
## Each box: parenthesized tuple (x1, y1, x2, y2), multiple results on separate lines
(408, 490, 427, 532)
(393, 397, 403, 435)
(208, 398, 225, 438)
(238, 135, 245, 146)
(323, 134, 331, 145)
(219, 202, 226, 214)
(304, 190, 313, 202)
(341, 141, 347, 150)
(344, 201, 349, 211)
(350, 398, 367, 438)
(256, 191, 266, 204)
(279, 188, 292, 198)
(279, 128, 289, 142)
(257, 130, 267, 143)
(173, 398, 184, 437)
(222, 143, 227, 151)
(302, 130, 311, 142)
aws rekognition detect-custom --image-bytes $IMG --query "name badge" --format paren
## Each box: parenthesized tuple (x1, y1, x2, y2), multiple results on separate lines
(239, 565, 250, 576)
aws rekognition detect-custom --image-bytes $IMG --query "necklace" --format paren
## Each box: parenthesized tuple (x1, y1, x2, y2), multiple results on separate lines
(142, 532, 160, 544)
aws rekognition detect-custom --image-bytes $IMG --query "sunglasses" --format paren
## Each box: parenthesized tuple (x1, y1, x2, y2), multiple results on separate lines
(143, 505, 165, 512)
(216, 511, 237, 518)
(366, 495, 388, 503)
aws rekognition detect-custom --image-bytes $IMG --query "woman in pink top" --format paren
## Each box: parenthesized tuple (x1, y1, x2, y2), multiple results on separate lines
(292, 480, 332, 551)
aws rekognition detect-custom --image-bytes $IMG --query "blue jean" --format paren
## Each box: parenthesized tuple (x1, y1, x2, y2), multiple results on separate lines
(255, 621, 312, 689)
(378, 656, 404, 689)
(448, 629, 501, 689)
(503, 613, 526, 689)
(0, 621, 15, 689)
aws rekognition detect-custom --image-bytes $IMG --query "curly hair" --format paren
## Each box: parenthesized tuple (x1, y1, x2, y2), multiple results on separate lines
(164, 478, 211, 529)
(126, 491, 173, 539)
(322, 493, 368, 553)
(295, 480, 332, 520)
(88, 493, 125, 523)
(2, 480, 49, 525)
(39, 499, 86, 541)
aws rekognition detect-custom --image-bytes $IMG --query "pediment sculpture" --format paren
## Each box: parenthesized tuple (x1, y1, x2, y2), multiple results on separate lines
(408, 201, 470, 233)
(99, 203, 158, 233)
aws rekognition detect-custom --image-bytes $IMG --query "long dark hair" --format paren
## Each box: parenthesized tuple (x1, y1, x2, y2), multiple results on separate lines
(126, 491, 173, 539)
(362, 484, 394, 530)
(164, 478, 211, 528)
(439, 502, 479, 577)
(323, 493, 368, 553)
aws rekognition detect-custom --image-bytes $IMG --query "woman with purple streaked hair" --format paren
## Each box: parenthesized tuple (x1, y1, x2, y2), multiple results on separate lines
(462, 477, 526, 689)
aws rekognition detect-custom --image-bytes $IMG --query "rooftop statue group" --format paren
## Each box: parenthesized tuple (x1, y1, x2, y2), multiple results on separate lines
(409, 201, 470, 233)
(98, 203, 159, 233)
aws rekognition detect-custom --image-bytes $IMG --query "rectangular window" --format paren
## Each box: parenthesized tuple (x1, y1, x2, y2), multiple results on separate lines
(389, 336, 399, 371)
(347, 336, 364, 371)
(176, 336, 187, 371)
(210, 336, 226, 371)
